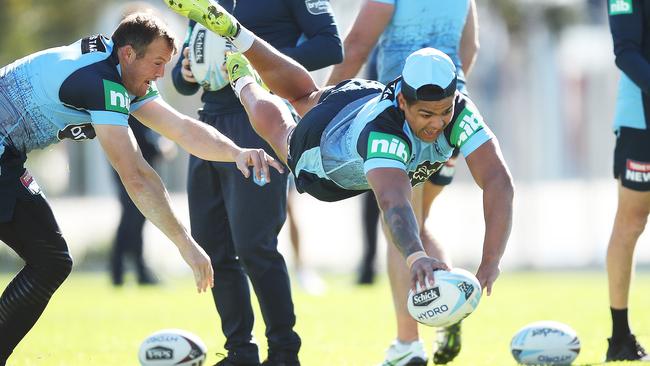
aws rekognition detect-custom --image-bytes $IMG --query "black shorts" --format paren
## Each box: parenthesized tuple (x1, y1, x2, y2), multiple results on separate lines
(428, 149, 460, 186)
(0, 146, 34, 222)
(287, 79, 383, 202)
(614, 127, 650, 191)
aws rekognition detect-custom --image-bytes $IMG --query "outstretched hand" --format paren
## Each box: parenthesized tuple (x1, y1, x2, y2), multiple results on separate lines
(178, 240, 214, 293)
(410, 256, 450, 291)
(475, 261, 500, 296)
(235, 148, 285, 182)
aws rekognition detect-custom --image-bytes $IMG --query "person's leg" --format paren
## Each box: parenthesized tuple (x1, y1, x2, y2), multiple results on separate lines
(605, 127, 650, 362)
(287, 184, 326, 296)
(0, 193, 73, 364)
(420, 182, 452, 266)
(236, 82, 295, 165)
(134, 155, 160, 284)
(220, 114, 300, 364)
(359, 191, 379, 285)
(382, 185, 428, 366)
(423, 162, 462, 365)
(187, 151, 259, 365)
(606, 183, 650, 357)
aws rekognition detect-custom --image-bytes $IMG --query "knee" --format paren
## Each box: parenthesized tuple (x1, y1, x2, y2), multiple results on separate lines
(616, 208, 650, 238)
(236, 241, 278, 274)
(33, 241, 74, 283)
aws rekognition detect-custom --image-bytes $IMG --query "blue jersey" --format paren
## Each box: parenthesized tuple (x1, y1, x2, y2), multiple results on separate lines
(608, 0, 650, 131)
(0, 35, 159, 157)
(293, 79, 492, 194)
(371, 0, 470, 92)
(172, 0, 342, 114)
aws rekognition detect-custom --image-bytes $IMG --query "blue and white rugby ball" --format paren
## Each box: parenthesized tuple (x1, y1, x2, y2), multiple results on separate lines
(188, 23, 229, 91)
(511, 321, 580, 365)
(406, 268, 482, 327)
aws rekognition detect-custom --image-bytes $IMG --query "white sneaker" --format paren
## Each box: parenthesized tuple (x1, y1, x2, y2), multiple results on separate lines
(295, 268, 326, 296)
(379, 340, 428, 366)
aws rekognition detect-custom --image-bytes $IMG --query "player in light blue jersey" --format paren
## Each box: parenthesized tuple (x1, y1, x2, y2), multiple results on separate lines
(0, 12, 283, 365)
(165, 5, 511, 364)
(328, 0, 478, 364)
(606, 0, 650, 361)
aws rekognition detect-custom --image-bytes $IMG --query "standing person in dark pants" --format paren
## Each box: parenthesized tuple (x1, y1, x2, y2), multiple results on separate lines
(171, 1, 342, 365)
(110, 115, 175, 286)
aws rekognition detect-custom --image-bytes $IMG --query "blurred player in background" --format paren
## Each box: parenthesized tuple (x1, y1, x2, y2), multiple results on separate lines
(0, 13, 282, 365)
(606, 0, 650, 361)
(171, 0, 341, 364)
(327, 0, 479, 364)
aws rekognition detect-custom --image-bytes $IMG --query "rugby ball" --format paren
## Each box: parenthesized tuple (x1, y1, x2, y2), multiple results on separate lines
(510, 321, 581, 365)
(188, 23, 229, 91)
(406, 268, 481, 327)
(138, 329, 207, 366)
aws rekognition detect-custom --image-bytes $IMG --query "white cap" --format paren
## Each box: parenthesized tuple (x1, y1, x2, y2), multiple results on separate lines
(401, 48, 457, 101)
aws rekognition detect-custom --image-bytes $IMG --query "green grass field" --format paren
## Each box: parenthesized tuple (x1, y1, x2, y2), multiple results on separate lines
(2, 271, 649, 366)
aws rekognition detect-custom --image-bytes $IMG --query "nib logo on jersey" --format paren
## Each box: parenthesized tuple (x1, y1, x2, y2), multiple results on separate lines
(103, 80, 130, 114)
(609, 0, 632, 15)
(367, 132, 411, 164)
(412, 287, 441, 307)
(625, 159, 650, 183)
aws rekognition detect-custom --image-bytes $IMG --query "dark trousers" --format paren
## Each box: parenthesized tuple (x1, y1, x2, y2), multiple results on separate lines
(187, 111, 299, 364)
(0, 171, 73, 364)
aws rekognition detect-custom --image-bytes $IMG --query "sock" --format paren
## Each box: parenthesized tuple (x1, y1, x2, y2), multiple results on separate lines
(232, 26, 255, 53)
(233, 76, 256, 99)
(611, 307, 631, 341)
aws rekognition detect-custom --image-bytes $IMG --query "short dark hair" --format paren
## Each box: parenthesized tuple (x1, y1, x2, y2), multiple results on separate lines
(111, 12, 177, 58)
(402, 85, 447, 105)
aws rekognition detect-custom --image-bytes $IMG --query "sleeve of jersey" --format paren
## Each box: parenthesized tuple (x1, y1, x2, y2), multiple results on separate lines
(608, 0, 650, 93)
(130, 82, 161, 112)
(357, 123, 411, 174)
(369, 0, 395, 4)
(280, 0, 343, 70)
(448, 105, 494, 157)
(87, 78, 131, 126)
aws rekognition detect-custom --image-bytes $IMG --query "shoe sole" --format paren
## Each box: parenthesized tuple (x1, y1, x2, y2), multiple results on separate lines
(164, 0, 237, 37)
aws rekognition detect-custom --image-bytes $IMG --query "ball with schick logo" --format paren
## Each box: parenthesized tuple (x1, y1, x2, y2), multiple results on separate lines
(138, 329, 207, 366)
(188, 23, 230, 91)
(510, 321, 580, 365)
(406, 268, 481, 327)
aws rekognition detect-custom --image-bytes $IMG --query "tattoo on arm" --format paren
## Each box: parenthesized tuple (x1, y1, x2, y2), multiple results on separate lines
(383, 203, 424, 258)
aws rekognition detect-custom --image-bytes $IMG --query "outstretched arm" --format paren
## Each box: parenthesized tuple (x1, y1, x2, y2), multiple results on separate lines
(132, 98, 284, 181)
(326, 0, 394, 85)
(367, 168, 449, 290)
(465, 138, 514, 295)
(95, 124, 213, 293)
(459, 0, 480, 77)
